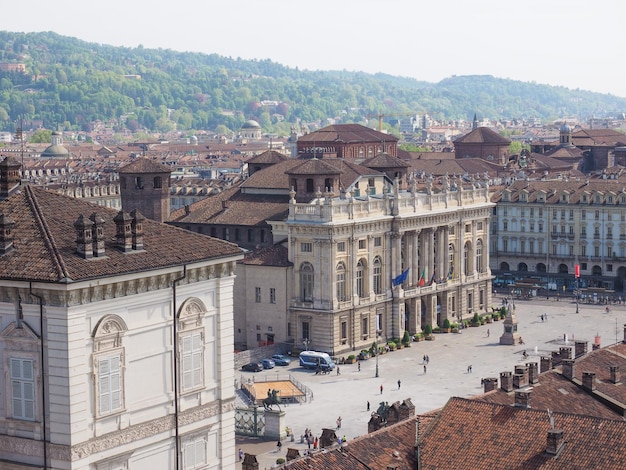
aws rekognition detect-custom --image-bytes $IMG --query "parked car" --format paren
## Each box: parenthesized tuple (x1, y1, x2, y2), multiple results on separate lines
(262, 358, 276, 369)
(241, 362, 263, 372)
(272, 354, 291, 366)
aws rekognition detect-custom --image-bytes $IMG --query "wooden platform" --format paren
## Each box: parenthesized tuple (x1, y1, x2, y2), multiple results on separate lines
(247, 379, 305, 404)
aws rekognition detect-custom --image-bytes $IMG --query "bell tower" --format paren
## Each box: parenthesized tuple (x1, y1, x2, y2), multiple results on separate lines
(118, 158, 172, 223)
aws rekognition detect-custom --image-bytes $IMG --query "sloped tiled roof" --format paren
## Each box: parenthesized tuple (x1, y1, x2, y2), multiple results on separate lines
(454, 126, 511, 144)
(285, 158, 342, 176)
(0, 185, 241, 283)
(246, 150, 289, 165)
(418, 397, 626, 469)
(491, 179, 626, 204)
(238, 242, 291, 267)
(118, 157, 172, 174)
(169, 186, 289, 226)
(297, 124, 399, 144)
(361, 152, 410, 169)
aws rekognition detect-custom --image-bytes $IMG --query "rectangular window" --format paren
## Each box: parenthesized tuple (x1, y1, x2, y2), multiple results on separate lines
(582, 210, 586, 220)
(235, 228, 241, 242)
(247, 229, 254, 243)
(465, 224, 471, 233)
(607, 264, 613, 272)
(302, 322, 310, 340)
(184, 436, 207, 470)
(581, 262, 587, 270)
(477, 222, 483, 230)
(10, 358, 35, 420)
(362, 318, 368, 336)
(98, 355, 122, 416)
(341, 321, 347, 340)
(260, 230, 267, 243)
(270, 288, 276, 304)
(337, 242, 346, 252)
(255, 287, 261, 303)
(581, 245, 586, 257)
(358, 239, 366, 250)
(287, 323, 292, 337)
(182, 332, 203, 392)
(569, 245, 574, 256)
(301, 242, 313, 253)
(374, 237, 382, 247)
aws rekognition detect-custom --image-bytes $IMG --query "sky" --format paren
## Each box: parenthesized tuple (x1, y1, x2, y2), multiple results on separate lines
(4, 0, 626, 97)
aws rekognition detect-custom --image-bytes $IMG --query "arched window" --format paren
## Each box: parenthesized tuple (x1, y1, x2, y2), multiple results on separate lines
(475, 239, 483, 272)
(373, 257, 383, 294)
(536, 263, 546, 273)
(464, 242, 471, 275)
(558, 264, 569, 274)
(300, 263, 314, 302)
(336, 262, 347, 302)
(518, 263, 528, 272)
(356, 259, 367, 298)
(500, 262, 510, 271)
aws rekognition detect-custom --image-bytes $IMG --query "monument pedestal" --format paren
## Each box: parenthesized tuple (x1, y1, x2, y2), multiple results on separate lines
(499, 306, 520, 345)
(264, 409, 287, 440)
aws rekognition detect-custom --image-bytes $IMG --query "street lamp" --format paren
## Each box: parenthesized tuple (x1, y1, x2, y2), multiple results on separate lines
(375, 336, 380, 378)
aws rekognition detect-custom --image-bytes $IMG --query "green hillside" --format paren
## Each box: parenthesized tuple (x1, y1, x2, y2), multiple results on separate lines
(0, 31, 625, 134)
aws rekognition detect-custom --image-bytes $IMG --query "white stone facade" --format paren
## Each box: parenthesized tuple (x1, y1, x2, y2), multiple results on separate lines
(276, 181, 494, 355)
(0, 262, 238, 470)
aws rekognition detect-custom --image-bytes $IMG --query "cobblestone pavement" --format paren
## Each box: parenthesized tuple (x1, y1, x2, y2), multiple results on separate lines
(235, 297, 626, 469)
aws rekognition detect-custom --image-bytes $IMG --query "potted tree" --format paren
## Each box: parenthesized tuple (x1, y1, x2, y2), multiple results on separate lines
(424, 323, 434, 340)
(442, 318, 451, 333)
(402, 330, 411, 348)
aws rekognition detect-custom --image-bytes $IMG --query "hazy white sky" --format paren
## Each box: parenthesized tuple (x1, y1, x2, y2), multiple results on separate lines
(4, 0, 625, 97)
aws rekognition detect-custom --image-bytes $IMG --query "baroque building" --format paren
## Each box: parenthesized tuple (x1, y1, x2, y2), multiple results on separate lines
(491, 177, 626, 294)
(274, 174, 493, 354)
(0, 156, 243, 469)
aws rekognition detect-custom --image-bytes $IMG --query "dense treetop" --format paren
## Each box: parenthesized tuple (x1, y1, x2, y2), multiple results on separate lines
(1, 31, 625, 134)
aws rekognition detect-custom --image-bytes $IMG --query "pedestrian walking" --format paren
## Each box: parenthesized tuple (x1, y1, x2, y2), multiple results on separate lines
(336, 416, 342, 429)
(367, 401, 370, 411)
(358, 362, 361, 372)
(487, 328, 490, 337)
(239, 448, 243, 461)
(541, 314, 544, 322)
(337, 366, 340, 375)
(426, 355, 430, 364)
(380, 384, 383, 394)
(424, 364, 427, 374)
(397, 379, 401, 390)
(314, 436, 318, 450)
(277, 439, 282, 452)
(423, 354, 426, 364)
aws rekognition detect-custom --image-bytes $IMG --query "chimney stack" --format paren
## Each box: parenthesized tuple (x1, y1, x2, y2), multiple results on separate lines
(514, 389, 531, 408)
(559, 347, 572, 361)
(540, 356, 553, 373)
(582, 372, 596, 391)
(130, 209, 145, 251)
(561, 359, 575, 380)
(241, 453, 258, 470)
(114, 210, 133, 252)
(513, 365, 529, 388)
(483, 377, 498, 393)
(500, 371, 513, 392)
(610, 365, 620, 384)
(0, 214, 16, 255)
(546, 429, 565, 456)
(527, 362, 539, 384)
(74, 214, 93, 259)
(574, 340, 587, 358)
(89, 212, 106, 257)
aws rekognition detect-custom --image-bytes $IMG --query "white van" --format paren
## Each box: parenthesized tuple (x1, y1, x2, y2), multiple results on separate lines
(299, 351, 335, 371)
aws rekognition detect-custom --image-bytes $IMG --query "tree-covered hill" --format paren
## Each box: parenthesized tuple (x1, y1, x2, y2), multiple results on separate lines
(0, 31, 625, 134)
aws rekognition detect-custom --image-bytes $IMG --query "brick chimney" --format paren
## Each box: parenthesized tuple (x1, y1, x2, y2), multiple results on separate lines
(130, 209, 145, 251)
(526, 362, 539, 384)
(89, 212, 106, 257)
(514, 389, 531, 408)
(559, 347, 572, 360)
(483, 377, 498, 393)
(574, 340, 587, 358)
(0, 156, 21, 200)
(114, 210, 133, 252)
(623, 324, 626, 343)
(0, 213, 16, 255)
(582, 372, 596, 391)
(540, 356, 553, 373)
(561, 359, 575, 380)
(546, 429, 565, 455)
(513, 365, 529, 388)
(500, 371, 513, 392)
(610, 365, 620, 384)
(74, 214, 93, 259)
(551, 350, 561, 367)
(286, 448, 300, 461)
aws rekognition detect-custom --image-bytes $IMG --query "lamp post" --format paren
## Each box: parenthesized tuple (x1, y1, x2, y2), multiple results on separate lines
(575, 264, 580, 314)
(375, 336, 380, 378)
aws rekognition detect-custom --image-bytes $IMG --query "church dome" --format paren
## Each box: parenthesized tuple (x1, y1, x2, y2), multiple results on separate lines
(241, 120, 261, 129)
(41, 145, 69, 158)
(560, 123, 572, 133)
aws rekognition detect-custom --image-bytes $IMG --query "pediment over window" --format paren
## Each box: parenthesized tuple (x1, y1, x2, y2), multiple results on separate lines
(1, 321, 39, 341)
(93, 314, 127, 351)
(178, 298, 207, 330)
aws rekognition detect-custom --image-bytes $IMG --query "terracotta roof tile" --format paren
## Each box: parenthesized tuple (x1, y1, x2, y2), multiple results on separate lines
(0, 185, 242, 283)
